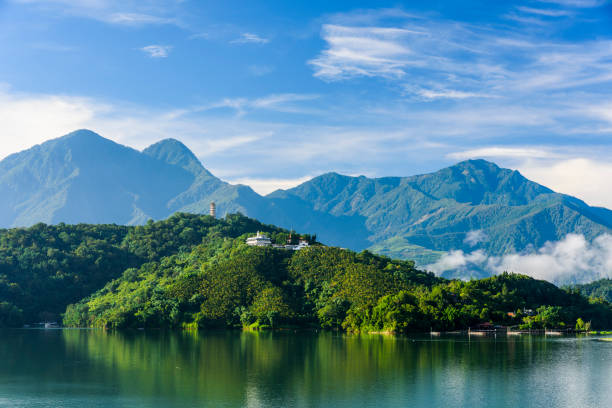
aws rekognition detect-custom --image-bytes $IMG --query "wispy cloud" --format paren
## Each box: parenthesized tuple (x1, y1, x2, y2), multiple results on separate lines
(140, 45, 172, 58)
(4, 84, 612, 208)
(464, 230, 488, 247)
(106, 12, 177, 26)
(230, 33, 269, 44)
(537, 0, 607, 7)
(191, 93, 320, 116)
(309, 9, 612, 99)
(11, 0, 183, 27)
(516, 6, 573, 16)
(448, 147, 560, 160)
(309, 25, 415, 80)
(414, 88, 495, 100)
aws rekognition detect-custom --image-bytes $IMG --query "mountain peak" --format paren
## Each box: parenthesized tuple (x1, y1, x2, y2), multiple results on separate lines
(450, 158, 501, 173)
(413, 159, 551, 205)
(62, 128, 103, 139)
(143, 138, 208, 176)
(54, 129, 113, 145)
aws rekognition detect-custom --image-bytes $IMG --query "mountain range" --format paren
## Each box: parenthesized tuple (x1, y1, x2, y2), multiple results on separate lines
(2, 129, 612, 269)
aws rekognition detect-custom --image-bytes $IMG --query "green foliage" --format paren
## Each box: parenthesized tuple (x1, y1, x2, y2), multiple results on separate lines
(249, 287, 292, 328)
(0, 213, 290, 325)
(575, 317, 592, 332)
(3, 211, 612, 332)
(520, 306, 565, 330)
(0, 301, 23, 327)
(572, 279, 612, 303)
(61, 222, 612, 332)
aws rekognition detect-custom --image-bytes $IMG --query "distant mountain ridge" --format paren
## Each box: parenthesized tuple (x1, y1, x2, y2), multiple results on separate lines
(273, 160, 612, 263)
(2, 129, 612, 270)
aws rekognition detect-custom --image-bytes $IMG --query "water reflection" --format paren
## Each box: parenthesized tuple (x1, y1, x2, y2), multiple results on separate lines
(1, 330, 611, 407)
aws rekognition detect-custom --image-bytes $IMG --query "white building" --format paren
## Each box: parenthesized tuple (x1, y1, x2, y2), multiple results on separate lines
(285, 241, 310, 251)
(246, 231, 311, 250)
(246, 231, 272, 246)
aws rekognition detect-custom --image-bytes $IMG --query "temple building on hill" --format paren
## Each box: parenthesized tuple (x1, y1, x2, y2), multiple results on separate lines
(246, 231, 272, 246)
(245, 232, 311, 250)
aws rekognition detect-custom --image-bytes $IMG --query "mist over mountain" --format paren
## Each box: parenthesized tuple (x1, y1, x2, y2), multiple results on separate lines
(2, 130, 612, 281)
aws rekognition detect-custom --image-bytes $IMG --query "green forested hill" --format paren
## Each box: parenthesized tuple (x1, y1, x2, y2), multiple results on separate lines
(0, 213, 298, 326)
(1, 212, 610, 331)
(63, 235, 612, 332)
(573, 279, 612, 303)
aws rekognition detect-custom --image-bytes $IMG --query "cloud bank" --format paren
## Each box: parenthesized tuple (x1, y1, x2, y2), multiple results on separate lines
(427, 234, 612, 284)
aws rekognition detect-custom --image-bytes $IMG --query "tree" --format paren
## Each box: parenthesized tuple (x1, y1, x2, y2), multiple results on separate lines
(249, 287, 292, 328)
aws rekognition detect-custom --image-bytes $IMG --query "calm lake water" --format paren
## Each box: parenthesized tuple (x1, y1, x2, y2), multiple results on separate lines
(1, 330, 612, 408)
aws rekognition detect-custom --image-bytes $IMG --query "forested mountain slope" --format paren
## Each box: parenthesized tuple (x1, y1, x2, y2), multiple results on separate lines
(270, 160, 612, 262)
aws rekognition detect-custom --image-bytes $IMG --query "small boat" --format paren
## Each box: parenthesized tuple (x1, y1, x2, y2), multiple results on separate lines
(44, 322, 59, 329)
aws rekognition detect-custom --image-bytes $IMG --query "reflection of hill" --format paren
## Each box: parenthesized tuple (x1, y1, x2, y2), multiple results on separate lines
(55, 330, 560, 405)
(1, 329, 610, 406)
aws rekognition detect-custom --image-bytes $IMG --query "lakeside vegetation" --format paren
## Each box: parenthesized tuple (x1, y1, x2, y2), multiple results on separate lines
(2, 213, 612, 332)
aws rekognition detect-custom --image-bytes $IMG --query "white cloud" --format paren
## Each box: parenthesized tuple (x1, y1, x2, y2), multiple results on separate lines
(106, 12, 176, 26)
(427, 249, 488, 276)
(415, 88, 495, 100)
(0, 87, 112, 158)
(11, 0, 182, 27)
(519, 158, 612, 209)
(537, 0, 607, 7)
(464, 230, 487, 247)
(190, 93, 320, 116)
(230, 33, 269, 44)
(309, 24, 415, 80)
(310, 9, 612, 101)
(448, 147, 559, 160)
(251, 93, 319, 109)
(427, 234, 612, 284)
(0, 86, 398, 193)
(140, 45, 172, 58)
(516, 6, 573, 16)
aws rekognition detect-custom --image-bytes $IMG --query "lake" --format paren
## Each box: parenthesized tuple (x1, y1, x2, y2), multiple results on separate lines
(1, 329, 611, 407)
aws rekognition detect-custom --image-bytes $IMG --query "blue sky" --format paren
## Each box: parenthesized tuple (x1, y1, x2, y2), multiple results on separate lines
(2, 0, 612, 207)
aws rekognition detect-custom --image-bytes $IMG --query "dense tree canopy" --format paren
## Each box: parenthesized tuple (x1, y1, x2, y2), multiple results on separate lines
(1, 212, 611, 332)
(572, 279, 612, 303)
(0, 213, 297, 326)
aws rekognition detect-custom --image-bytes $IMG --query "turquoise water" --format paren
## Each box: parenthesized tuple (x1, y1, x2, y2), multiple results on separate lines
(1, 330, 611, 407)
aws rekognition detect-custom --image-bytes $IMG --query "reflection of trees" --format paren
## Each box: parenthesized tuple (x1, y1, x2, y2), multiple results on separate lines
(55, 330, 566, 406)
